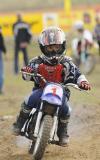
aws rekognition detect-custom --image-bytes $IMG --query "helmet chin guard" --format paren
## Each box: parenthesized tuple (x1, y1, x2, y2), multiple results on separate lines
(43, 54, 64, 65)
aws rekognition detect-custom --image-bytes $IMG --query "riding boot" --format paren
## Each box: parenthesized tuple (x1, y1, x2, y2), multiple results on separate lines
(57, 117, 70, 146)
(12, 102, 31, 135)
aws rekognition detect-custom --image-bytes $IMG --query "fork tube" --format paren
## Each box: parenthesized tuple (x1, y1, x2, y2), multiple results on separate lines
(50, 107, 59, 141)
(33, 102, 43, 137)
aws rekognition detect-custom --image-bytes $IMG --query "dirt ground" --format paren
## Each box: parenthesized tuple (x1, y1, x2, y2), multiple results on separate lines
(0, 103, 100, 160)
(0, 57, 100, 160)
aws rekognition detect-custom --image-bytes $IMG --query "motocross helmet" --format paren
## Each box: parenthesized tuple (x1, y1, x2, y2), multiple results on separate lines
(38, 26, 66, 65)
(74, 20, 84, 32)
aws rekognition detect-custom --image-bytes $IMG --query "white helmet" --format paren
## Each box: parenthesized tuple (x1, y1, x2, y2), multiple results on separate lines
(38, 26, 66, 65)
(74, 20, 84, 30)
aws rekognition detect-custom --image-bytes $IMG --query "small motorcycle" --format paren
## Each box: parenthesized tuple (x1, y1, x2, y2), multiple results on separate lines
(72, 38, 95, 75)
(20, 72, 81, 160)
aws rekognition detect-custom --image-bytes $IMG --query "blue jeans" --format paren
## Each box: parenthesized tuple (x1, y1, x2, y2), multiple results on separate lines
(24, 88, 71, 118)
(0, 51, 4, 92)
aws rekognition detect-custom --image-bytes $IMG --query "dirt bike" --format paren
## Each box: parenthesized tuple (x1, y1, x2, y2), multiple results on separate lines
(19, 71, 82, 160)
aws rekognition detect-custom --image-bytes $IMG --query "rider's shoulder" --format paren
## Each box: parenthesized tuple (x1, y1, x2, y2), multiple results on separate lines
(62, 56, 73, 63)
(29, 56, 38, 63)
(29, 56, 43, 64)
(62, 56, 77, 68)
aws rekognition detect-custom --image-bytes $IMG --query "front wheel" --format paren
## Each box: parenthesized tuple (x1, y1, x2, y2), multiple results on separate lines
(33, 115, 53, 160)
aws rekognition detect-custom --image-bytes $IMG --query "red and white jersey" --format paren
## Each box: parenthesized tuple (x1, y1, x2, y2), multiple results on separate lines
(22, 55, 88, 87)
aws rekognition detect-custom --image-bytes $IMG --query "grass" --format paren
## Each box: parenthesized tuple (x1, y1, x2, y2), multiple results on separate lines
(72, 0, 99, 5)
(0, 0, 99, 12)
(0, 37, 100, 116)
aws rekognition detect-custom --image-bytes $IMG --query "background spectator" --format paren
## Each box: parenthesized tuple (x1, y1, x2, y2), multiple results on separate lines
(13, 13, 32, 74)
(83, 12, 92, 31)
(0, 26, 7, 94)
(71, 20, 93, 66)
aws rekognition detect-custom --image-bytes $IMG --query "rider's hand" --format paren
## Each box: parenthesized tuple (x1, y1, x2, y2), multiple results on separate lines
(21, 66, 34, 73)
(79, 81, 91, 90)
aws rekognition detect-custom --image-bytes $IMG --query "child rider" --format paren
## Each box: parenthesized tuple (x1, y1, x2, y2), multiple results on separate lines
(13, 26, 91, 146)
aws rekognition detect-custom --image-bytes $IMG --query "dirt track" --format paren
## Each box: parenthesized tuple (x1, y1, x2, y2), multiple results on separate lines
(0, 56, 100, 160)
(0, 103, 100, 160)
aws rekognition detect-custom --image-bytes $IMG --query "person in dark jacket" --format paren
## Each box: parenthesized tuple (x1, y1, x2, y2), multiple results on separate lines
(13, 13, 32, 74)
(0, 26, 7, 94)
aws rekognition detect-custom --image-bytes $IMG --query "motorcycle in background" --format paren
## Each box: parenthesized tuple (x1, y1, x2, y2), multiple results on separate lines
(71, 38, 95, 75)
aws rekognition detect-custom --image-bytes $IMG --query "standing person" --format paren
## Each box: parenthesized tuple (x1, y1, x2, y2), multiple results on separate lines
(0, 26, 7, 94)
(93, 14, 100, 56)
(83, 12, 92, 31)
(12, 26, 91, 146)
(71, 20, 93, 66)
(13, 13, 32, 74)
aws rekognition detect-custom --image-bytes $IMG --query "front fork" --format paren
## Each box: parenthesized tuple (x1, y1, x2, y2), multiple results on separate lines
(33, 101, 59, 141)
(33, 102, 43, 137)
(49, 107, 59, 141)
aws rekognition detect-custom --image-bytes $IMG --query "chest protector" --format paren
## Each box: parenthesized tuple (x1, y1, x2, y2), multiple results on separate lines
(38, 63, 64, 87)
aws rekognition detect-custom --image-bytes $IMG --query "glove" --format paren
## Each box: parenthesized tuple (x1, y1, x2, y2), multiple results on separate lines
(79, 81, 91, 90)
(21, 66, 34, 73)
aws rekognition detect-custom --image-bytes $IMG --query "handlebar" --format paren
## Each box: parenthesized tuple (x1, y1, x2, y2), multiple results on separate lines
(21, 71, 83, 91)
(21, 71, 47, 83)
(64, 83, 82, 91)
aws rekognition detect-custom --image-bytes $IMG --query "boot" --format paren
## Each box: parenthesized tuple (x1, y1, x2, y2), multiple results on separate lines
(57, 118, 69, 147)
(12, 102, 31, 135)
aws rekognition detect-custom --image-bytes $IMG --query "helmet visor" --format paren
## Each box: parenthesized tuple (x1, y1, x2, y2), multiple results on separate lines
(44, 44, 62, 58)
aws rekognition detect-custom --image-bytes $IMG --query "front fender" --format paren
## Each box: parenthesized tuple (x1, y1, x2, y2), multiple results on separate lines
(41, 83, 63, 106)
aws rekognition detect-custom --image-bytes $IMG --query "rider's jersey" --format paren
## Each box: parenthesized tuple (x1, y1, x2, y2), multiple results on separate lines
(83, 30, 93, 44)
(38, 63, 64, 87)
(22, 55, 87, 88)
